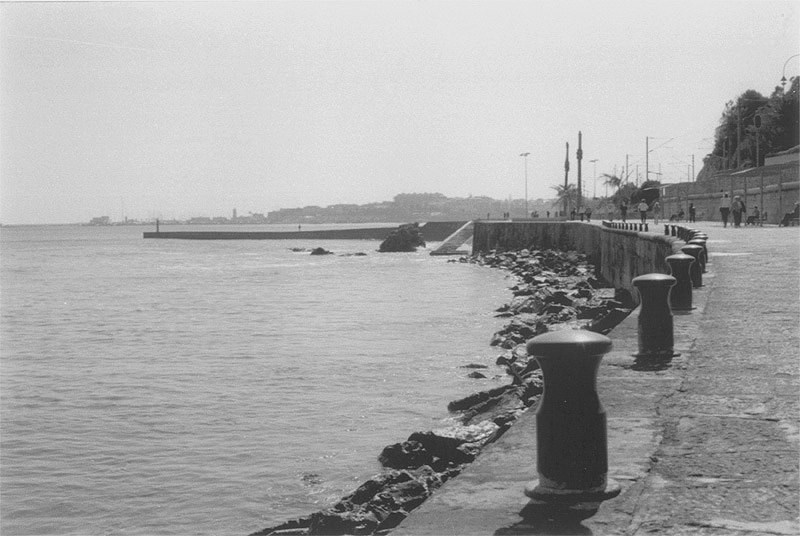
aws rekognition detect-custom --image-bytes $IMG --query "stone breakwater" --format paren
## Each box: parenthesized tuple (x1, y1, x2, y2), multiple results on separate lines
(250, 249, 632, 536)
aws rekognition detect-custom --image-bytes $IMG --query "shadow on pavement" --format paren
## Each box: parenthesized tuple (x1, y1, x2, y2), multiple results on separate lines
(494, 501, 598, 535)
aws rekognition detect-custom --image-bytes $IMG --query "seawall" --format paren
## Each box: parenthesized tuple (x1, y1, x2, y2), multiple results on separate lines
(142, 221, 467, 242)
(472, 221, 683, 301)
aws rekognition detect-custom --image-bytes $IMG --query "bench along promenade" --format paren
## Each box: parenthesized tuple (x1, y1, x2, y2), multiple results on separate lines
(393, 220, 799, 536)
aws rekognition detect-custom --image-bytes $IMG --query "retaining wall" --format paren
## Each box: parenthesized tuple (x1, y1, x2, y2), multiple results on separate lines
(660, 162, 799, 224)
(472, 222, 683, 302)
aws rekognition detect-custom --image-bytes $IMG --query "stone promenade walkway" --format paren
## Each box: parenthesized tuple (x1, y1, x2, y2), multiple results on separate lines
(394, 221, 799, 536)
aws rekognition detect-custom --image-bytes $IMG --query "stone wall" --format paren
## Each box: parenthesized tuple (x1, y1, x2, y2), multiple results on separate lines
(472, 222, 683, 303)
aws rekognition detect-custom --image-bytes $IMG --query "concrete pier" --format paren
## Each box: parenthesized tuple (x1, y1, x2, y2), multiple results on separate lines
(142, 221, 467, 242)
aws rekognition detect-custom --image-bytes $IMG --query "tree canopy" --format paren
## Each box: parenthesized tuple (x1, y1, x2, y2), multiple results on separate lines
(705, 77, 799, 172)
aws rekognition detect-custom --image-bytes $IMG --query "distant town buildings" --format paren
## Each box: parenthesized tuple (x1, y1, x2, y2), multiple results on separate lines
(88, 216, 111, 225)
(88, 193, 554, 226)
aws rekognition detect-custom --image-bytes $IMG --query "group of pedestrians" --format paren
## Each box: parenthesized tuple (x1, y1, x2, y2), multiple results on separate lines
(611, 191, 795, 227)
(617, 198, 662, 224)
(719, 191, 759, 228)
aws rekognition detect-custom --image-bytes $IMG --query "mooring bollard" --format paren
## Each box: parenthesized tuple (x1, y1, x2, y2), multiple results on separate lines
(681, 245, 704, 287)
(687, 238, 708, 273)
(664, 224, 670, 236)
(632, 273, 677, 357)
(524, 330, 620, 504)
(665, 253, 694, 311)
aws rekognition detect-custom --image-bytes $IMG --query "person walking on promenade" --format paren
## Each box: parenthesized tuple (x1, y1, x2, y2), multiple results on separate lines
(689, 202, 696, 223)
(638, 199, 649, 223)
(652, 200, 661, 224)
(720, 192, 731, 227)
(585, 206, 593, 222)
(731, 195, 745, 228)
(620, 201, 628, 222)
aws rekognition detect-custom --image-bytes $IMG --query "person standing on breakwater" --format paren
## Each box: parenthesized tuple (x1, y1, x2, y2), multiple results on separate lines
(689, 202, 696, 223)
(620, 200, 628, 222)
(638, 199, 649, 223)
(585, 206, 593, 222)
(731, 195, 745, 228)
(720, 192, 731, 228)
(652, 200, 661, 224)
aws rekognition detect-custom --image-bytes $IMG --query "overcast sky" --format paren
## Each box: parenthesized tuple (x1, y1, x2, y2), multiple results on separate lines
(1, 1, 798, 224)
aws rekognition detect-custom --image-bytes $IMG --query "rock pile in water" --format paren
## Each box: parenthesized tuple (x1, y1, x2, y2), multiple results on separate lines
(250, 248, 632, 536)
(378, 223, 425, 252)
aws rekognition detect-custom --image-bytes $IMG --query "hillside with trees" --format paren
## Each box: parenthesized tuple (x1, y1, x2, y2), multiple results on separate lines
(700, 77, 799, 177)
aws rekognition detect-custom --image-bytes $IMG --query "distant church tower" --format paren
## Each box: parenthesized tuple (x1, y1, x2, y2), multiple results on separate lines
(233, 208, 237, 220)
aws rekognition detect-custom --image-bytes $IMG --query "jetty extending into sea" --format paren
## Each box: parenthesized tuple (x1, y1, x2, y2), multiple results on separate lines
(143, 221, 467, 242)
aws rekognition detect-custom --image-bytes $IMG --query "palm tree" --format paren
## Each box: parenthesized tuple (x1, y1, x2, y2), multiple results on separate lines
(601, 173, 622, 197)
(551, 183, 578, 217)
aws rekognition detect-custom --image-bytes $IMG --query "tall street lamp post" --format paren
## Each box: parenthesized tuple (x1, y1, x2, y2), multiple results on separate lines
(576, 131, 583, 212)
(589, 159, 599, 198)
(781, 54, 800, 87)
(564, 142, 570, 218)
(521, 152, 531, 218)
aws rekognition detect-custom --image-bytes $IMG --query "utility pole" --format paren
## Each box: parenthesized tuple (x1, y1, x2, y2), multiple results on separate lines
(722, 140, 727, 169)
(564, 142, 570, 217)
(625, 154, 630, 184)
(577, 131, 583, 212)
(754, 113, 762, 167)
(736, 103, 742, 169)
(520, 152, 531, 218)
(645, 136, 649, 186)
(590, 159, 599, 198)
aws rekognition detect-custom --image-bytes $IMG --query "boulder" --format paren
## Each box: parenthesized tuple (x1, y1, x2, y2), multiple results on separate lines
(378, 441, 433, 470)
(310, 247, 333, 255)
(378, 223, 425, 252)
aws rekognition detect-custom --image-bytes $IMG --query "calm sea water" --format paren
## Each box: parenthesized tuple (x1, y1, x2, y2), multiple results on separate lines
(0, 224, 511, 536)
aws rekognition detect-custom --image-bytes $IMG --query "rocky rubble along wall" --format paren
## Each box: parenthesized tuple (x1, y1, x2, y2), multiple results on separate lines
(472, 222, 683, 303)
(249, 248, 630, 536)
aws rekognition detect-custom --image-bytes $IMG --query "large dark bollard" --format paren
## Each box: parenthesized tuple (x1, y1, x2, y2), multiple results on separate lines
(665, 253, 694, 311)
(524, 330, 620, 503)
(687, 238, 708, 273)
(691, 233, 710, 263)
(632, 273, 677, 357)
(681, 245, 704, 287)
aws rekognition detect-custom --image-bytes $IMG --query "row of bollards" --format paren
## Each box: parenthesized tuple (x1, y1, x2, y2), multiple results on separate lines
(523, 226, 709, 508)
(664, 223, 696, 241)
(602, 221, 649, 232)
